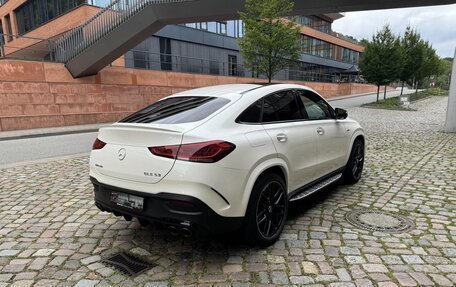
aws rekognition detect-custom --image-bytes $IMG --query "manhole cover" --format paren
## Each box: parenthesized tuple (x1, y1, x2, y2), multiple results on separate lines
(102, 252, 154, 276)
(345, 209, 414, 233)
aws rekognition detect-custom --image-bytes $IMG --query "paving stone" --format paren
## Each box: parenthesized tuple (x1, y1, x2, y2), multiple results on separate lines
(0, 250, 20, 257)
(271, 271, 289, 285)
(289, 275, 315, 284)
(393, 273, 417, 286)
(302, 261, 319, 274)
(362, 264, 388, 273)
(32, 249, 55, 257)
(74, 280, 99, 287)
(80, 255, 101, 265)
(10, 280, 34, 287)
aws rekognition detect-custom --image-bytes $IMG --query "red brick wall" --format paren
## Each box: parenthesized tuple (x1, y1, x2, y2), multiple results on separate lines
(0, 59, 391, 132)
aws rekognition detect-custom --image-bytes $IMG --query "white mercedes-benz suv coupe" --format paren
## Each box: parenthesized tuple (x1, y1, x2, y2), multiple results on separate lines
(90, 84, 364, 246)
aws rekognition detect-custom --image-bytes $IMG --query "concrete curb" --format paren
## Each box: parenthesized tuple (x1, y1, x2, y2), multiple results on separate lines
(0, 123, 109, 141)
(0, 153, 90, 170)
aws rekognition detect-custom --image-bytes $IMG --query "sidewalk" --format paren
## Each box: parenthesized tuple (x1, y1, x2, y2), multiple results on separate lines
(0, 123, 108, 141)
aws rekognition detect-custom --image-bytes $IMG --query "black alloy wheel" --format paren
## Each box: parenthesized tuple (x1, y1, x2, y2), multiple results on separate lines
(244, 173, 288, 247)
(344, 139, 364, 183)
(352, 143, 364, 180)
(256, 181, 287, 239)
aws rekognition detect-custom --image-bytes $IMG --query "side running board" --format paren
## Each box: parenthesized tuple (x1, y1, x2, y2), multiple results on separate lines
(289, 173, 342, 202)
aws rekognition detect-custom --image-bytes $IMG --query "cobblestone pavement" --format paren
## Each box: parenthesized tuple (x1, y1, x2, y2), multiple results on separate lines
(1, 96, 455, 287)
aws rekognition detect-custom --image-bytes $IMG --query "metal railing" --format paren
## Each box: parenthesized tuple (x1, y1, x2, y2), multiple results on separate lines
(0, 33, 55, 61)
(53, 0, 192, 63)
(122, 51, 365, 83)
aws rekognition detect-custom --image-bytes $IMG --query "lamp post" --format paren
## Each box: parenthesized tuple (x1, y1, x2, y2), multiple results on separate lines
(444, 48, 456, 133)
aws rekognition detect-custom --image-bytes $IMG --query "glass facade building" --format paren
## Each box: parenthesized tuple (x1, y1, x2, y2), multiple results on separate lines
(301, 35, 360, 64)
(296, 15, 332, 34)
(184, 20, 245, 38)
(1, 0, 363, 83)
(13, 0, 110, 35)
(15, 0, 85, 35)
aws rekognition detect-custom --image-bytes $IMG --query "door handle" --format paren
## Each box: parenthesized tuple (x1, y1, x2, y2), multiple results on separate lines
(276, 133, 288, 143)
(317, 127, 325, 135)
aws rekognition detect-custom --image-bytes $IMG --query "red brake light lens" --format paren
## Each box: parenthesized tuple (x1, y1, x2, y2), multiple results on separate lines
(148, 145, 180, 159)
(92, 138, 106, 150)
(149, 141, 236, 163)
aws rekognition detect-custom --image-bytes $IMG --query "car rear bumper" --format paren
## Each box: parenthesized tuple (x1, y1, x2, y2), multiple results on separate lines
(90, 177, 243, 235)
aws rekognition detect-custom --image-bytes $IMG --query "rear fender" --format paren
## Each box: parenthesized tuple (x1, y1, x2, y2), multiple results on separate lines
(239, 158, 289, 216)
(345, 128, 365, 164)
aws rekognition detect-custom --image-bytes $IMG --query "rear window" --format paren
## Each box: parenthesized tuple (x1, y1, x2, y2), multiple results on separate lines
(120, 96, 230, 124)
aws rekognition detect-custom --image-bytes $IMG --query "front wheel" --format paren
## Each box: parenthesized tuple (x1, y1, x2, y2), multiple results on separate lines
(243, 174, 288, 247)
(343, 139, 364, 183)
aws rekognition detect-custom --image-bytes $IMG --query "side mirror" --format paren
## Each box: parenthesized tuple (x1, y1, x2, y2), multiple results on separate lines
(335, 108, 348, 120)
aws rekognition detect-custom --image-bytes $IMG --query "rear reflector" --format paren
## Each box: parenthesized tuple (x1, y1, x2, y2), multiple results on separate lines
(166, 200, 200, 213)
(92, 138, 106, 150)
(149, 140, 235, 163)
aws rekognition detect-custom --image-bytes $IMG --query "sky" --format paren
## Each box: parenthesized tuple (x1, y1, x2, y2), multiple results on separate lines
(332, 4, 456, 58)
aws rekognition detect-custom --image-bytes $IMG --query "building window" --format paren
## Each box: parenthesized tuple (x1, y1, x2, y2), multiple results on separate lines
(133, 50, 149, 69)
(218, 22, 227, 35)
(182, 20, 244, 38)
(4, 14, 12, 41)
(0, 0, 10, 5)
(86, 0, 110, 7)
(15, 0, 86, 35)
(159, 37, 172, 71)
(297, 15, 332, 34)
(0, 20, 4, 56)
(228, 55, 237, 76)
(301, 35, 359, 64)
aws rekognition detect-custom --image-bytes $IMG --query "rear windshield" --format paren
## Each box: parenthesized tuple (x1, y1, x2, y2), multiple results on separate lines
(120, 96, 230, 124)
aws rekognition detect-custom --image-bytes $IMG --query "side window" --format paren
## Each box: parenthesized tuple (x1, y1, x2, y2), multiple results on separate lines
(296, 90, 334, 120)
(262, 90, 303, 123)
(237, 99, 262, 123)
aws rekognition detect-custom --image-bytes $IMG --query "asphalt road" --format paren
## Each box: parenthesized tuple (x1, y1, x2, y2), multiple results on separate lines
(0, 88, 416, 167)
(328, 87, 416, 109)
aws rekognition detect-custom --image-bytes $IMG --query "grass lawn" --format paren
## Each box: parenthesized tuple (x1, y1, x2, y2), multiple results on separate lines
(362, 88, 449, 111)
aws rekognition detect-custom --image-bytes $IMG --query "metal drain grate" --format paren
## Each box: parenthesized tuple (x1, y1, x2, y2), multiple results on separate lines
(102, 252, 154, 276)
(345, 209, 414, 233)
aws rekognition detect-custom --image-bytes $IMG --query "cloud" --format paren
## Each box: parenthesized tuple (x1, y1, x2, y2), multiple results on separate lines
(332, 4, 456, 58)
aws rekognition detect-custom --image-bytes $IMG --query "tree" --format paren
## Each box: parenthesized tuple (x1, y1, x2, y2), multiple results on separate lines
(398, 26, 425, 95)
(435, 58, 453, 89)
(359, 25, 403, 101)
(239, 0, 301, 83)
(414, 41, 443, 92)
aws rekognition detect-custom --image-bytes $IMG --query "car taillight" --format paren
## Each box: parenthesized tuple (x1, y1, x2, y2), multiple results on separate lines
(149, 140, 236, 163)
(92, 138, 106, 150)
(148, 144, 180, 159)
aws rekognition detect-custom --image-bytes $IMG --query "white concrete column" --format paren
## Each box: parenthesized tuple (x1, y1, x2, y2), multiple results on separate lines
(444, 49, 456, 133)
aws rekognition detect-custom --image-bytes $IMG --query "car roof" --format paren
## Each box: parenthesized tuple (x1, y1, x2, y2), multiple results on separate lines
(171, 83, 317, 98)
(172, 84, 261, 97)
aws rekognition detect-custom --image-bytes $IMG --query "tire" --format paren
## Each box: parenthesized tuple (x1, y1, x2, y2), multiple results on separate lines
(343, 139, 365, 183)
(243, 173, 288, 247)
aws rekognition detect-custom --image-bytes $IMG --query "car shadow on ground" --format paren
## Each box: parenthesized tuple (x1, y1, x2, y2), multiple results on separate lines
(124, 181, 346, 255)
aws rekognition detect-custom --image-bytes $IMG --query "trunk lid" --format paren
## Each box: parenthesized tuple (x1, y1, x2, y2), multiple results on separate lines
(91, 123, 192, 184)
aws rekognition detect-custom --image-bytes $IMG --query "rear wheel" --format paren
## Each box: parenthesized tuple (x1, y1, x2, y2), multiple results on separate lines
(343, 139, 364, 183)
(244, 174, 288, 247)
